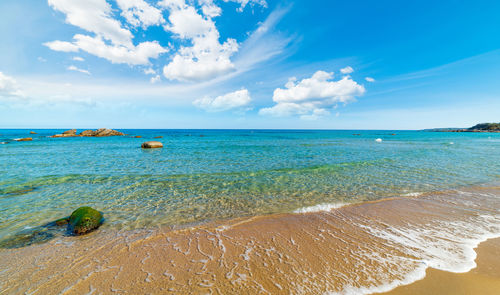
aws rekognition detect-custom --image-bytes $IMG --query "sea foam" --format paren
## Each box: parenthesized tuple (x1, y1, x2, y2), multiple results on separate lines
(337, 211, 500, 294)
(293, 202, 347, 213)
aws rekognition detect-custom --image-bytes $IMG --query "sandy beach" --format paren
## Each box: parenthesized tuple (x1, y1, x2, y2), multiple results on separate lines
(1, 186, 500, 294)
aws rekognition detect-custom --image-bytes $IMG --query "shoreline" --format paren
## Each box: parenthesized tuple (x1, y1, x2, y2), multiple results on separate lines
(1, 185, 500, 294)
(384, 237, 500, 295)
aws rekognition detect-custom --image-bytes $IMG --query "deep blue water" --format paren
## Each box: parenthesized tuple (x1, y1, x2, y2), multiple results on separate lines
(1, 129, 499, 240)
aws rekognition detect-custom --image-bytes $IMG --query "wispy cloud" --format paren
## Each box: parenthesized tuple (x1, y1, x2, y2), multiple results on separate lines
(67, 65, 91, 75)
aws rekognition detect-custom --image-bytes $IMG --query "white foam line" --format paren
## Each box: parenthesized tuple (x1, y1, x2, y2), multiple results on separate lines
(293, 203, 347, 214)
(337, 214, 500, 295)
(332, 263, 428, 295)
(402, 192, 423, 197)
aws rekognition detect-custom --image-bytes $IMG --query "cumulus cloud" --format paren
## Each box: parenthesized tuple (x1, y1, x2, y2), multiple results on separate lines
(67, 65, 91, 75)
(45, 0, 167, 65)
(0, 72, 24, 98)
(340, 66, 354, 74)
(365, 77, 375, 82)
(116, 0, 165, 28)
(193, 88, 252, 112)
(44, 0, 269, 79)
(48, 0, 133, 46)
(160, 0, 239, 81)
(259, 70, 365, 119)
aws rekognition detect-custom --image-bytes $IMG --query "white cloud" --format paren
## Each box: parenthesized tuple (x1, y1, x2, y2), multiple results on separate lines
(193, 88, 252, 112)
(198, 0, 222, 17)
(259, 70, 365, 119)
(340, 66, 354, 74)
(150, 75, 161, 83)
(67, 65, 91, 75)
(233, 6, 291, 73)
(160, 0, 239, 81)
(48, 0, 133, 46)
(365, 77, 375, 83)
(72, 56, 85, 62)
(0, 72, 24, 98)
(116, 0, 165, 28)
(45, 0, 167, 65)
(223, 0, 267, 12)
(44, 40, 79, 52)
(50, 34, 167, 65)
(144, 68, 156, 75)
(44, 0, 271, 79)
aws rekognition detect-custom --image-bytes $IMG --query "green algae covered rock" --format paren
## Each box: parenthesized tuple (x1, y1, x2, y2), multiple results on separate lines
(68, 207, 103, 235)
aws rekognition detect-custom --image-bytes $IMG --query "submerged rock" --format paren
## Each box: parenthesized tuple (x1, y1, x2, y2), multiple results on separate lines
(0, 207, 104, 248)
(30, 131, 37, 134)
(134, 135, 142, 138)
(68, 206, 103, 235)
(141, 141, 163, 149)
(154, 136, 163, 139)
(54, 217, 69, 226)
(0, 227, 55, 249)
(0, 186, 37, 196)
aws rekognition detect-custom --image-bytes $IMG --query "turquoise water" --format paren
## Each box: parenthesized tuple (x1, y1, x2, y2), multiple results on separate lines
(1, 129, 499, 241)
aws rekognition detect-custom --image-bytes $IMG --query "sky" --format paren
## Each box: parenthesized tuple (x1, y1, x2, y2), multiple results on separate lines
(0, 0, 499, 129)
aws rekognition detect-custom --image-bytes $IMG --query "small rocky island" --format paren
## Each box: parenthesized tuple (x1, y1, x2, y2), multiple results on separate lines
(52, 128, 124, 138)
(426, 122, 500, 133)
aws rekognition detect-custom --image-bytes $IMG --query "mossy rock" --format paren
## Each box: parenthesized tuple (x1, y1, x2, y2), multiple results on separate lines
(68, 207, 103, 235)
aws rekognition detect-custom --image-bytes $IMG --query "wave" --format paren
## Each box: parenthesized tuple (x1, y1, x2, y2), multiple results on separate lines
(293, 202, 348, 213)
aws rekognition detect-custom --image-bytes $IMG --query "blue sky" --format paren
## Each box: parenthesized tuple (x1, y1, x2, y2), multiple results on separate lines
(0, 0, 499, 129)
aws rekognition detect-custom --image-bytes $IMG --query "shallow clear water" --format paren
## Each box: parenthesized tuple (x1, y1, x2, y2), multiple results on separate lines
(1, 129, 499, 239)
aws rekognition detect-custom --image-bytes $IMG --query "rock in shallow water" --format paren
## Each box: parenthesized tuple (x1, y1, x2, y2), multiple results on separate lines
(62, 129, 77, 135)
(14, 137, 32, 141)
(68, 206, 103, 235)
(141, 141, 163, 149)
(93, 128, 124, 137)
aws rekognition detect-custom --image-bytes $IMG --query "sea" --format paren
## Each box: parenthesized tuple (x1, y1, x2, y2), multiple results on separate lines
(1, 129, 499, 294)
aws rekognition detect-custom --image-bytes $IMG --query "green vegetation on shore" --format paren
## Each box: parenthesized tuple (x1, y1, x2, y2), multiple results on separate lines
(468, 123, 500, 131)
(425, 122, 500, 132)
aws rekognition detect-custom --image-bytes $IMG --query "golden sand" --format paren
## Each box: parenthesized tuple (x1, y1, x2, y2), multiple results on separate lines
(1, 186, 500, 294)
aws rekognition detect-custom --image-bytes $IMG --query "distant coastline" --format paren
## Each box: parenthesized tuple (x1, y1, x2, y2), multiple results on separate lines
(424, 122, 500, 133)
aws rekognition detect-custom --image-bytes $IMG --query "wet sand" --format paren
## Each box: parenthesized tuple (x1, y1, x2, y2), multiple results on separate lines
(384, 237, 500, 295)
(1, 186, 500, 294)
